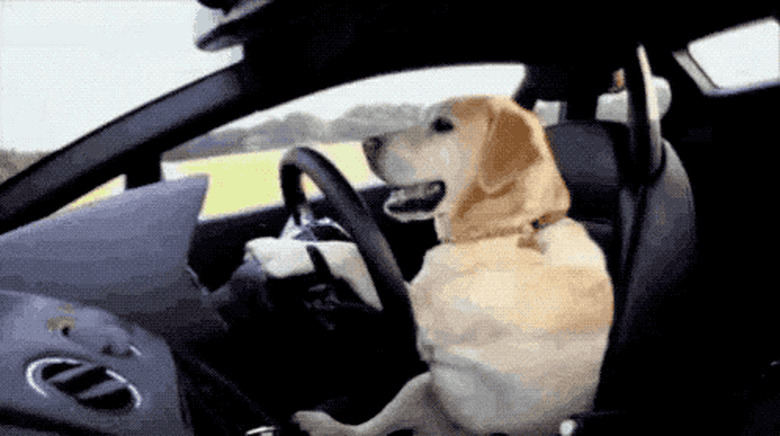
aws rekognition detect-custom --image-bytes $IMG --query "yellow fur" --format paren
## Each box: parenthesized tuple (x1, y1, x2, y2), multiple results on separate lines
(293, 97, 613, 435)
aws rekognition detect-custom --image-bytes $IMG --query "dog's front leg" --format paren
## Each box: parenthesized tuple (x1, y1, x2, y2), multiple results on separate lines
(293, 372, 459, 436)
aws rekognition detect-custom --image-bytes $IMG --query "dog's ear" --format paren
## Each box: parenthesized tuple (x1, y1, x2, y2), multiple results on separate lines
(447, 97, 571, 241)
(476, 100, 545, 195)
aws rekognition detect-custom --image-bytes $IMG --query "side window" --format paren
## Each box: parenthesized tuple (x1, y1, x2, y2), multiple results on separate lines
(58, 176, 127, 215)
(161, 139, 382, 218)
(162, 64, 526, 218)
(679, 17, 779, 92)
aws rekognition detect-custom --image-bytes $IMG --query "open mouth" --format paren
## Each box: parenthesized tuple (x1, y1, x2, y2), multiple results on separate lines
(384, 181, 446, 218)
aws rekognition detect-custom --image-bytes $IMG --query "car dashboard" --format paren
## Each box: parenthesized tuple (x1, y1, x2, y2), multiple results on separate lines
(0, 177, 279, 435)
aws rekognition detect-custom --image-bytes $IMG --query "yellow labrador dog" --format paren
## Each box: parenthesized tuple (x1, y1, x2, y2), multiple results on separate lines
(289, 96, 614, 435)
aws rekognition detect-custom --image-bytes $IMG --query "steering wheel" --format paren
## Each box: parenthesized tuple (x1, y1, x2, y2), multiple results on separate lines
(279, 146, 420, 365)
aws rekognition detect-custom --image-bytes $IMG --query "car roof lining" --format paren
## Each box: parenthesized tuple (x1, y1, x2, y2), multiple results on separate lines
(200, 1, 776, 65)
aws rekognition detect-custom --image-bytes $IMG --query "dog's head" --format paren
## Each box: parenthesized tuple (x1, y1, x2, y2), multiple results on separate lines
(363, 96, 570, 242)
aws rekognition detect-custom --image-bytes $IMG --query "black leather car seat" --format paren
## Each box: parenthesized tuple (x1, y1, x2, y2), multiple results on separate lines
(518, 47, 701, 434)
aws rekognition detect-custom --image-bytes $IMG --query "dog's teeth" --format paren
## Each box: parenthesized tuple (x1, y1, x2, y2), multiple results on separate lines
(385, 181, 446, 214)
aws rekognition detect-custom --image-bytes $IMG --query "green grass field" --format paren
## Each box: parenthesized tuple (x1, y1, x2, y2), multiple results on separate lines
(66, 142, 381, 217)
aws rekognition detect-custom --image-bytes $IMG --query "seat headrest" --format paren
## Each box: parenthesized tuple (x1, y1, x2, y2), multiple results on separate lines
(546, 121, 626, 221)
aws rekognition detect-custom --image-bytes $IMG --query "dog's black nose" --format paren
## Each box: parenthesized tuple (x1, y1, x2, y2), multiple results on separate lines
(362, 136, 383, 156)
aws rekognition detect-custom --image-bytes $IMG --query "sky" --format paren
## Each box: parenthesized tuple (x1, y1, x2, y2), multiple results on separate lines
(0, 1, 525, 152)
(1, 2, 776, 153)
(0, 1, 241, 152)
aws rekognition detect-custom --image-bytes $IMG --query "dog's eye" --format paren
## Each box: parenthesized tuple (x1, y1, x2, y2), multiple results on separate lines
(431, 117, 454, 133)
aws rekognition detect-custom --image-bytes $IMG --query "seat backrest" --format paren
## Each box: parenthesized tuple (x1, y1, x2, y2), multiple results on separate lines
(546, 121, 625, 255)
(547, 118, 699, 428)
(541, 48, 700, 428)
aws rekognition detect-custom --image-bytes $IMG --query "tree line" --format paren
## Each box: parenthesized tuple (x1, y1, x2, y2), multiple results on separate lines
(0, 103, 425, 183)
(162, 103, 425, 161)
(0, 149, 47, 184)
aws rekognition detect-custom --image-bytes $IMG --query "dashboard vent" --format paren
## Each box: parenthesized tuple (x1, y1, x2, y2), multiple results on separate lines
(27, 357, 141, 412)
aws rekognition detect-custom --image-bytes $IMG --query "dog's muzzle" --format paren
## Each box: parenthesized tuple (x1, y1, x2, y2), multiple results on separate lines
(363, 134, 446, 220)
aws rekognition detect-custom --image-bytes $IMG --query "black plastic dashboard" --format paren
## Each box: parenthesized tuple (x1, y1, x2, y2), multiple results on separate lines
(0, 178, 222, 435)
(0, 173, 433, 435)
(0, 289, 190, 436)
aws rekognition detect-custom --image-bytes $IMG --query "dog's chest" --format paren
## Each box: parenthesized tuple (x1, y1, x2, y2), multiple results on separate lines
(408, 219, 613, 348)
(409, 235, 542, 343)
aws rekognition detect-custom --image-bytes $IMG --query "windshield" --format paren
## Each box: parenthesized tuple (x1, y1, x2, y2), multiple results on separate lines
(0, 1, 241, 183)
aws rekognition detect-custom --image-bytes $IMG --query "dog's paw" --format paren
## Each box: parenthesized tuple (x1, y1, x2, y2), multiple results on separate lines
(292, 411, 353, 436)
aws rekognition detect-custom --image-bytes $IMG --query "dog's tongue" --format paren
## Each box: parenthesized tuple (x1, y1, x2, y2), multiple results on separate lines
(385, 181, 445, 213)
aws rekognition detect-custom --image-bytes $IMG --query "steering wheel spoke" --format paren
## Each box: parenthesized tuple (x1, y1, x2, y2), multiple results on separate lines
(279, 147, 422, 369)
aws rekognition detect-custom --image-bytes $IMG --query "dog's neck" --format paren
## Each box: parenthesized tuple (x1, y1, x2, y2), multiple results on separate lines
(433, 212, 560, 244)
